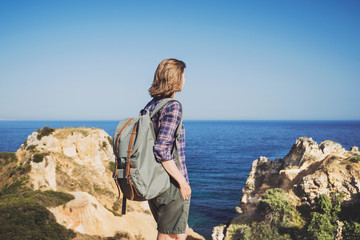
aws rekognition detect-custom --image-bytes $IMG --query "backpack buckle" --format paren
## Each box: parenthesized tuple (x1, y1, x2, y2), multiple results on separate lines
(126, 175, 132, 184)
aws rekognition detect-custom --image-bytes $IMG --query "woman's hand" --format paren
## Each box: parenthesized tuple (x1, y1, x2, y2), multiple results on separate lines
(179, 180, 191, 200)
(161, 160, 191, 200)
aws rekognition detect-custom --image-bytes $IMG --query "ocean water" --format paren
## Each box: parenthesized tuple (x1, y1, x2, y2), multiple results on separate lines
(1, 120, 360, 238)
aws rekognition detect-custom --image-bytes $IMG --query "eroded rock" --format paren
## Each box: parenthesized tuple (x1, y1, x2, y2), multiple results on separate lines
(215, 137, 360, 239)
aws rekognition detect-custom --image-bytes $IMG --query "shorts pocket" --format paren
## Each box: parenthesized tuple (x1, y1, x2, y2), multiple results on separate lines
(156, 181, 177, 205)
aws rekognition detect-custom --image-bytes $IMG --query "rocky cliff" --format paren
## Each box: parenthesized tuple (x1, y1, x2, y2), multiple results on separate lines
(214, 137, 360, 240)
(0, 127, 203, 240)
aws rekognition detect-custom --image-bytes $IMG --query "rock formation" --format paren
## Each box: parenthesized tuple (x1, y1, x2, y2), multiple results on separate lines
(1, 127, 203, 240)
(240, 137, 359, 215)
(214, 137, 360, 239)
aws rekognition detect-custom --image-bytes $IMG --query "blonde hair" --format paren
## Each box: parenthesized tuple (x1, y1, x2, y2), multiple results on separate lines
(149, 58, 186, 98)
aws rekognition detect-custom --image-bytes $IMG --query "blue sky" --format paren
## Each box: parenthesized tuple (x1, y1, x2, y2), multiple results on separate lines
(0, 0, 359, 120)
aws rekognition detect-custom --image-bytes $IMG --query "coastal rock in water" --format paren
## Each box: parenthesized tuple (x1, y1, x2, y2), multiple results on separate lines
(212, 225, 225, 240)
(239, 156, 283, 215)
(215, 136, 360, 239)
(188, 228, 206, 240)
(239, 137, 357, 215)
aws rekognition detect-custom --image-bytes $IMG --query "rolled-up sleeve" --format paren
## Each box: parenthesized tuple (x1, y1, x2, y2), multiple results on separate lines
(153, 102, 182, 162)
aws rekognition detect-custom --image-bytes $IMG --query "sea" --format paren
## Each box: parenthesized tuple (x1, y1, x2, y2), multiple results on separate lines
(1, 120, 360, 239)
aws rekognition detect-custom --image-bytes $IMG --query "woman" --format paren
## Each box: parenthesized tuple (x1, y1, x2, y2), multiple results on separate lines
(143, 58, 191, 240)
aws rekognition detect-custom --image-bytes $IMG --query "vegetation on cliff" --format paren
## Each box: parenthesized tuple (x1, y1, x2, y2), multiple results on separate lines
(0, 129, 76, 239)
(225, 188, 302, 240)
(226, 188, 360, 240)
(221, 138, 360, 240)
(0, 180, 76, 239)
(1, 127, 193, 240)
(36, 126, 55, 140)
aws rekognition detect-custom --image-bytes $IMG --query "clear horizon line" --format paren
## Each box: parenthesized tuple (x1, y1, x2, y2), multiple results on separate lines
(1, 119, 360, 122)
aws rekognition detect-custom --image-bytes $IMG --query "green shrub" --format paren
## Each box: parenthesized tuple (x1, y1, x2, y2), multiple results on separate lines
(305, 193, 345, 240)
(349, 156, 360, 163)
(343, 221, 360, 240)
(0, 201, 75, 240)
(0, 190, 75, 240)
(317, 194, 332, 215)
(225, 190, 351, 240)
(306, 212, 336, 240)
(257, 188, 303, 228)
(225, 223, 251, 240)
(0, 190, 74, 208)
(249, 222, 292, 240)
(36, 127, 55, 140)
(330, 192, 344, 218)
(26, 144, 37, 152)
(32, 153, 49, 163)
(226, 189, 304, 240)
(0, 152, 17, 166)
(0, 177, 29, 196)
(17, 162, 32, 175)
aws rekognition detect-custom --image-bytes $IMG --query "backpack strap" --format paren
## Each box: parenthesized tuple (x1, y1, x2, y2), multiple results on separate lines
(122, 196, 127, 215)
(121, 120, 139, 214)
(149, 98, 183, 167)
(150, 98, 183, 138)
(113, 118, 136, 199)
(150, 98, 179, 117)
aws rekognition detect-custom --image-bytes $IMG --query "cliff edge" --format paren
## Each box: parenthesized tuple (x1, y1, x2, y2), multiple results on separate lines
(0, 127, 204, 240)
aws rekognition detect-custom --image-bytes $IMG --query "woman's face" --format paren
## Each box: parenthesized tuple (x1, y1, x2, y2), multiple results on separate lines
(180, 71, 185, 91)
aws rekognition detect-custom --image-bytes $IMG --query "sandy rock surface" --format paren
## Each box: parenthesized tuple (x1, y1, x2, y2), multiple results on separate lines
(15, 127, 158, 239)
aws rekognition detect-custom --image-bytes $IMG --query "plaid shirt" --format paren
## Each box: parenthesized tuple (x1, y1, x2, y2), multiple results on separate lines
(143, 98, 189, 183)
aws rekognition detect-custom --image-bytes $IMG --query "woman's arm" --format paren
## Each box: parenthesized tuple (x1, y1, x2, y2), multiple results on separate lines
(153, 101, 191, 199)
(161, 160, 191, 200)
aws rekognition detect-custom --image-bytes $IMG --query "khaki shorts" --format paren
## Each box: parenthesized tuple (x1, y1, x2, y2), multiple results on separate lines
(148, 178, 191, 234)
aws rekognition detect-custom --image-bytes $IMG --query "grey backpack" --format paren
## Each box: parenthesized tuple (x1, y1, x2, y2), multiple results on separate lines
(113, 98, 182, 214)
